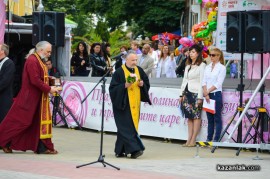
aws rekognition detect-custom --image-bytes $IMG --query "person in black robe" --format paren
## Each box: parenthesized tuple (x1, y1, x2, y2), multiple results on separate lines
(109, 52, 151, 159)
(0, 44, 15, 123)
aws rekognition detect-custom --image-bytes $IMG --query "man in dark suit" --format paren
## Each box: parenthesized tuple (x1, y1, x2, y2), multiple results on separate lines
(114, 45, 128, 70)
(0, 44, 15, 123)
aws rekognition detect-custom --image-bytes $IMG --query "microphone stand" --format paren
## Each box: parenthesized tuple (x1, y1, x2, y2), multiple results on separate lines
(76, 63, 120, 170)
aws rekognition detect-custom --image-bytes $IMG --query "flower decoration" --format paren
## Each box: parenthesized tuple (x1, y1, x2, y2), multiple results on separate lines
(126, 73, 137, 83)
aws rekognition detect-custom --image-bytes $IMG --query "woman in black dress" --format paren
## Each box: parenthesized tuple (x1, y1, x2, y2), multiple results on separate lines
(70, 41, 90, 76)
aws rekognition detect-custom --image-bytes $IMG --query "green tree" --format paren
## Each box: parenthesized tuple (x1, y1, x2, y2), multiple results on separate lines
(43, 0, 77, 14)
(95, 19, 110, 42)
(78, 0, 185, 36)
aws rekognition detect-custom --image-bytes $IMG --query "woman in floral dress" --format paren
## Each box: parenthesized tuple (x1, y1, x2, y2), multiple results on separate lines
(179, 44, 206, 147)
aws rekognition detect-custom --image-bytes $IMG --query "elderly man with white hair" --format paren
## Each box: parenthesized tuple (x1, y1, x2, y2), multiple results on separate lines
(0, 41, 59, 154)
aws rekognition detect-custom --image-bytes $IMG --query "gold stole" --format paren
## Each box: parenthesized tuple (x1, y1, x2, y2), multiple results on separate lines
(34, 53, 52, 139)
(122, 65, 141, 131)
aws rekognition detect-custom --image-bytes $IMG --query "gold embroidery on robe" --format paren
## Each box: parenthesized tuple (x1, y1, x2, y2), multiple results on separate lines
(122, 65, 141, 131)
(34, 53, 52, 139)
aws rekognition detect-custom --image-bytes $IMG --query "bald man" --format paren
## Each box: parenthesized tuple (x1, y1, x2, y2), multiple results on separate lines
(137, 44, 154, 77)
(109, 51, 152, 159)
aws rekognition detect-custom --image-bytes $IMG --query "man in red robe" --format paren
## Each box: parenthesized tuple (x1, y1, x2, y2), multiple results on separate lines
(0, 41, 59, 154)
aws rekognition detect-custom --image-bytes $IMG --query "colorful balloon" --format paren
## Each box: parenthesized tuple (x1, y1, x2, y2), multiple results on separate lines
(195, 29, 210, 38)
(202, 0, 218, 8)
(175, 47, 180, 56)
(208, 11, 217, 22)
(208, 21, 217, 31)
(179, 37, 192, 47)
(203, 34, 213, 46)
(202, 50, 208, 58)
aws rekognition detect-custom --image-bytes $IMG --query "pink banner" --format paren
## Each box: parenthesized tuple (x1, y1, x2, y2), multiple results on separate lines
(247, 54, 270, 79)
(57, 80, 270, 143)
(222, 91, 270, 143)
(0, 1, 5, 43)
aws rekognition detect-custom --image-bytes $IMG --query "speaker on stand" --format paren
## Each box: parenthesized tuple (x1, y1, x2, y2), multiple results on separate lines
(214, 10, 270, 154)
(226, 11, 245, 53)
(43, 12, 65, 70)
(32, 12, 65, 47)
(43, 12, 65, 47)
(32, 12, 44, 46)
(225, 11, 246, 145)
(245, 10, 270, 145)
(245, 10, 270, 53)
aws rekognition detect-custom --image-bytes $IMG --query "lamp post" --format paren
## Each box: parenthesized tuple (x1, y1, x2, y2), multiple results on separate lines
(37, 0, 44, 12)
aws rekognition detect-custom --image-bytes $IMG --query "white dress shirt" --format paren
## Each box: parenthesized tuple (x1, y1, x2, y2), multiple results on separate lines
(202, 62, 226, 93)
(121, 56, 126, 65)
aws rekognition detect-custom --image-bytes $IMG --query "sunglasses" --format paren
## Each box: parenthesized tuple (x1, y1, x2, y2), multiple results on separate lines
(209, 54, 219, 57)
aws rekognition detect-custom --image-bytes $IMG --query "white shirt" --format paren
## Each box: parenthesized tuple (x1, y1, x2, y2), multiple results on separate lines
(156, 56, 177, 78)
(202, 62, 226, 93)
(149, 50, 159, 68)
(121, 56, 126, 65)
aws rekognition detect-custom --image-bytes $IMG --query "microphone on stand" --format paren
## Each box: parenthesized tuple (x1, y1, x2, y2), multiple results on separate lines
(111, 51, 127, 59)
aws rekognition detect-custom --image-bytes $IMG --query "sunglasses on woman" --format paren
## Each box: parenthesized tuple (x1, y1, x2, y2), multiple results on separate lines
(209, 54, 219, 57)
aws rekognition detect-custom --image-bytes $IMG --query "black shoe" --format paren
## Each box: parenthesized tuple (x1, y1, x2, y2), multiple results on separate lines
(131, 150, 143, 159)
(115, 153, 127, 158)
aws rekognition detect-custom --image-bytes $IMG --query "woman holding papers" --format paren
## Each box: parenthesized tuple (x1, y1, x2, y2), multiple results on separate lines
(179, 44, 206, 147)
(202, 47, 226, 142)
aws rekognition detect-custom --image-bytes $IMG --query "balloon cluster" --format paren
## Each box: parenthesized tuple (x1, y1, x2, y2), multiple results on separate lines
(175, 0, 218, 57)
(189, 0, 218, 57)
(202, 0, 218, 8)
(175, 36, 193, 56)
(158, 33, 170, 46)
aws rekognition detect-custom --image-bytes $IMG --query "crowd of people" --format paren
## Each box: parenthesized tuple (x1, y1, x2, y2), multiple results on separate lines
(0, 40, 227, 159)
(70, 40, 186, 78)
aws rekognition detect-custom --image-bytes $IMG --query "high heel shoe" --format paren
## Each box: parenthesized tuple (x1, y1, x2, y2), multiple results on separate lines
(182, 143, 189, 147)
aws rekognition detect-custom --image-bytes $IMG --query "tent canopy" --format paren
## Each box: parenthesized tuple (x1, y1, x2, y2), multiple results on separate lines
(65, 18, 77, 28)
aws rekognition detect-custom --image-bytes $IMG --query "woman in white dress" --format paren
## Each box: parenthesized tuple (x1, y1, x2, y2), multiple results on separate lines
(156, 45, 177, 78)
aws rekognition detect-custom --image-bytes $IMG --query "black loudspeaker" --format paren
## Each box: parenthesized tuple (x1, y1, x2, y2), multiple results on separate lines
(226, 11, 245, 53)
(43, 12, 65, 47)
(32, 12, 44, 46)
(245, 10, 270, 53)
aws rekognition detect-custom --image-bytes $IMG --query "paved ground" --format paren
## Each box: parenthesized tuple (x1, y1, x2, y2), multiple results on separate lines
(0, 127, 269, 179)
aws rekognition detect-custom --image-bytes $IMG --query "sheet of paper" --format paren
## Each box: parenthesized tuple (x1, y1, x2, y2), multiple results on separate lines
(203, 98, 216, 114)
